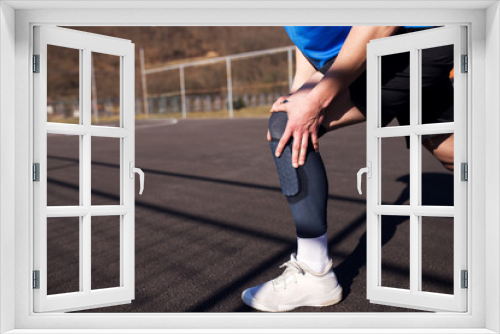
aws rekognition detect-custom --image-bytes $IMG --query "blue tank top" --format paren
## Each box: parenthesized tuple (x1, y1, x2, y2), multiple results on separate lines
(284, 26, 351, 70)
(284, 26, 431, 70)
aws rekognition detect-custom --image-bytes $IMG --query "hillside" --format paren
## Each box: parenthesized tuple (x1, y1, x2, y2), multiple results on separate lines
(49, 26, 294, 103)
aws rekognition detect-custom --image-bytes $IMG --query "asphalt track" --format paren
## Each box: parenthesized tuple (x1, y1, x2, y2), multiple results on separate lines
(46, 117, 455, 313)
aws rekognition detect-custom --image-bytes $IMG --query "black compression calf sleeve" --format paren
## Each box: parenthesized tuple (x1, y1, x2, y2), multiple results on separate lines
(268, 112, 329, 238)
(269, 112, 300, 196)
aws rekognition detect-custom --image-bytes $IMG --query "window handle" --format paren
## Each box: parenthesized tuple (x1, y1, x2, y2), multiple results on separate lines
(129, 162, 145, 195)
(357, 162, 371, 195)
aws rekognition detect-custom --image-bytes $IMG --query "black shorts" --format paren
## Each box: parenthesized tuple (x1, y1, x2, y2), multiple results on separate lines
(317, 27, 454, 143)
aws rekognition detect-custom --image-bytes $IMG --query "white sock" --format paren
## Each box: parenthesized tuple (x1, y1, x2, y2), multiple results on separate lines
(296, 233, 331, 274)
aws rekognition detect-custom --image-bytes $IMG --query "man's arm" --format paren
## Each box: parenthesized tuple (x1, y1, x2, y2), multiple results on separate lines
(267, 48, 322, 142)
(308, 26, 399, 109)
(270, 47, 320, 110)
(290, 47, 317, 93)
(272, 26, 399, 168)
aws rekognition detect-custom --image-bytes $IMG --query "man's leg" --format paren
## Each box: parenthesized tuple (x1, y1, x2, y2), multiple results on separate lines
(242, 75, 364, 312)
(423, 134, 454, 171)
(269, 111, 330, 271)
(269, 81, 365, 267)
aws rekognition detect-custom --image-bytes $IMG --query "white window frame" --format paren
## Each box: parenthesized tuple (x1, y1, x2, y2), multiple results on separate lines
(0, 1, 498, 333)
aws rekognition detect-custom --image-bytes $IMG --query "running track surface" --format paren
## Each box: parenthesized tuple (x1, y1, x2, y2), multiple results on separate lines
(45, 118, 455, 313)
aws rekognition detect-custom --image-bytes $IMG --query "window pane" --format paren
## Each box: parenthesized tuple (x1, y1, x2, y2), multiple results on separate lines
(381, 137, 410, 205)
(47, 45, 80, 124)
(380, 215, 410, 290)
(421, 217, 454, 294)
(91, 52, 120, 126)
(47, 217, 80, 295)
(420, 45, 454, 125)
(380, 51, 410, 128)
(91, 216, 121, 290)
(421, 134, 454, 206)
(47, 134, 80, 206)
(91, 137, 121, 205)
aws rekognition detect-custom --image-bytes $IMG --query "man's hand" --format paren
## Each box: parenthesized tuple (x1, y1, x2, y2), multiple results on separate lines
(271, 95, 323, 168)
(266, 27, 399, 169)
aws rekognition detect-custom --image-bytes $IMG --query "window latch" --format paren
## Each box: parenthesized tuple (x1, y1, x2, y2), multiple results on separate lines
(357, 162, 372, 195)
(129, 162, 145, 195)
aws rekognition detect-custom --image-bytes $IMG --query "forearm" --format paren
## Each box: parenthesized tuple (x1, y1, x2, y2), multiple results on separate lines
(290, 48, 317, 93)
(308, 26, 399, 109)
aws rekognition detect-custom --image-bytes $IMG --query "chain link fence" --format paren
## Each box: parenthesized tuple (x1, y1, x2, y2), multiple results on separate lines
(140, 46, 296, 119)
(46, 45, 296, 123)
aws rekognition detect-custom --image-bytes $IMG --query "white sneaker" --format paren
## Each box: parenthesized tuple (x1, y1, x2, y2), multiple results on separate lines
(241, 253, 343, 312)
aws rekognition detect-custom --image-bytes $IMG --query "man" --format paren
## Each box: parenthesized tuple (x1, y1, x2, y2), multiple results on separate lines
(241, 26, 454, 312)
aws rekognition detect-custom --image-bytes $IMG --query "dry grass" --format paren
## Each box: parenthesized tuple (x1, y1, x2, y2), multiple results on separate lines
(51, 106, 271, 125)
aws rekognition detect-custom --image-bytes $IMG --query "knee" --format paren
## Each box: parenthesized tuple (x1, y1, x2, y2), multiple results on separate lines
(268, 112, 288, 140)
(269, 112, 301, 197)
(423, 134, 454, 172)
(434, 148, 454, 172)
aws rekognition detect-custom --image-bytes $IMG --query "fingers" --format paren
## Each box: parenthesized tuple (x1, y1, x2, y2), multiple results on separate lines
(270, 96, 289, 113)
(275, 129, 308, 169)
(274, 127, 292, 158)
(290, 131, 309, 168)
(275, 125, 318, 168)
(311, 131, 319, 152)
(267, 129, 271, 142)
(291, 132, 301, 168)
(299, 132, 309, 166)
(272, 102, 288, 113)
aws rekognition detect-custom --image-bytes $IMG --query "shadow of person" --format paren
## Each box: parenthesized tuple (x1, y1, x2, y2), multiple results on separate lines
(332, 172, 453, 300)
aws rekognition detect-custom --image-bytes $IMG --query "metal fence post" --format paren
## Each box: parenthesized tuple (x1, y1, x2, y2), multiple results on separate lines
(140, 48, 149, 119)
(180, 65, 187, 119)
(91, 56, 99, 124)
(226, 57, 234, 119)
(288, 47, 294, 92)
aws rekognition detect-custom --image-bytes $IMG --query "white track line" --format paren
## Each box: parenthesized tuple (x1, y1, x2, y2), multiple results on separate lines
(47, 118, 179, 137)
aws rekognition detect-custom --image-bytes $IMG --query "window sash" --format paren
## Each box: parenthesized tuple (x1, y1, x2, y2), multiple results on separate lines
(32, 25, 136, 313)
(365, 26, 468, 312)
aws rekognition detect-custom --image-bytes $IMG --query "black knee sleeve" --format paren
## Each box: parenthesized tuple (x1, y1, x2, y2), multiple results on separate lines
(268, 112, 300, 197)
